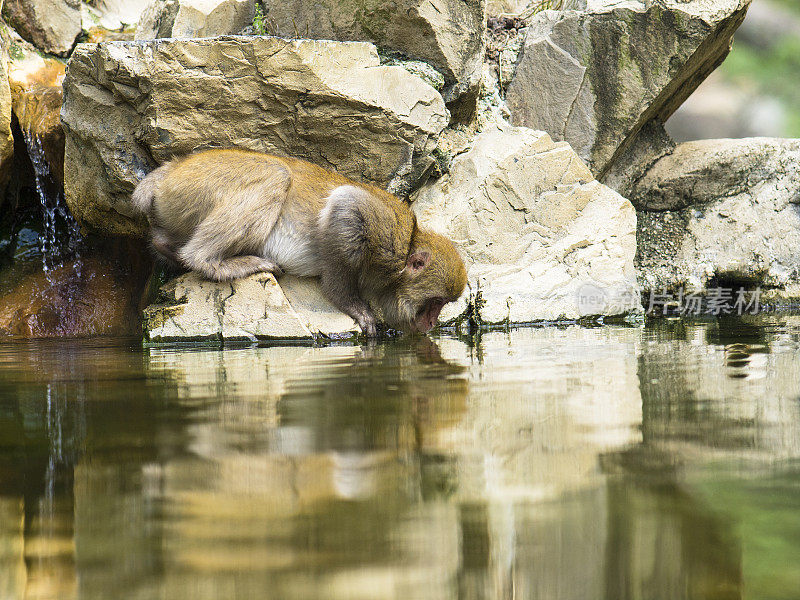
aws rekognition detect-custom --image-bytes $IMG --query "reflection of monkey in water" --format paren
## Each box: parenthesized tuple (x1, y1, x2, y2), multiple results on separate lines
(132, 150, 467, 336)
(280, 336, 468, 454)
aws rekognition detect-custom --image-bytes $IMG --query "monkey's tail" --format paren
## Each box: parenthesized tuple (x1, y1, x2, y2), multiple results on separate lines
(131, 165, 168, 214)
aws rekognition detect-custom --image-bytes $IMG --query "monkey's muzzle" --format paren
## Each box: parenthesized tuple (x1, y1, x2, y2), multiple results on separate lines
(413, 298, 447, 333)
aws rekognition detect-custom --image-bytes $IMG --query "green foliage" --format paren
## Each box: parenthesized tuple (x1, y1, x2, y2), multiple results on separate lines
(720, 36, 800, 137)
(252, 2, 268, 35)
(770, 0, 800, 17)
(8, 42, 23, 61)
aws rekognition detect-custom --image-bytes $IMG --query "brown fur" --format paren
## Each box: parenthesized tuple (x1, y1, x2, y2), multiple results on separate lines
(132, 149, 468, 335)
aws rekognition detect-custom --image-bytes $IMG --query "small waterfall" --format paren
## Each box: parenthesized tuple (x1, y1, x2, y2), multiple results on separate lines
(20, 128, 83, 274)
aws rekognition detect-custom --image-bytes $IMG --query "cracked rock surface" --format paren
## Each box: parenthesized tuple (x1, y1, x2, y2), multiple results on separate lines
(61, 36, 448, 236)
(412, 123, 639, 323)
(635, 138, 800, 295)
(143, 272, 358, 342)
(505, 0, 751, 179)
(260, 0, 486, 105)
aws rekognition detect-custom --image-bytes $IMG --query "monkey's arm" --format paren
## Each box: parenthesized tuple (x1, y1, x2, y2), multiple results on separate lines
(315, 185, 416, 336)
(319, 270, 377, 337)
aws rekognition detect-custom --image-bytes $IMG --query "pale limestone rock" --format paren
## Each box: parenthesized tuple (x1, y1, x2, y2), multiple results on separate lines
(413, 124, 639, 324)
(2, 0, 82, 55)
(260, 0, 486, 104)
(487, 0, 533, 15)
(82, 0, 152, 31)
(143, 272, 358, 343)
(135, 0, 254, 40)
(505, 0, 751, 178)
(634, 138, 800, 294)
(61, 36, 447, 236)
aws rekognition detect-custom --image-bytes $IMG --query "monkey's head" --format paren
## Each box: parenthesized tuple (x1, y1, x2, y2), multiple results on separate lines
(383, 230, 468, 333)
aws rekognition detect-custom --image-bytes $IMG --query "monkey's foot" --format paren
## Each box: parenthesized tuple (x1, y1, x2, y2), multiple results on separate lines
(202, 256, 283, 281)
(151, 229, 183, 267)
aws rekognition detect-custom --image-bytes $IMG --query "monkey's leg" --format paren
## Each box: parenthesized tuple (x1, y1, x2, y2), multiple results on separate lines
(320, 272, 377, 336)
(151, 227, 183, 267)
(178, 170, 290, 281)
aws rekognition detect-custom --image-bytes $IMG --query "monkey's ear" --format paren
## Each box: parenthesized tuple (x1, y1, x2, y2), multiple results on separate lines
(406, 251, 430, 274)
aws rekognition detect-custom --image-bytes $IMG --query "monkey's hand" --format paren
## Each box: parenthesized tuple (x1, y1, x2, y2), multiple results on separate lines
(319, 273, 378, 337)
(356, 312, 378, 338)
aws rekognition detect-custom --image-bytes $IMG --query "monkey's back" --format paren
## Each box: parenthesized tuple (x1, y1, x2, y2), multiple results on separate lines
(150, 149, 398, 234)
(150, 149, 289, 239)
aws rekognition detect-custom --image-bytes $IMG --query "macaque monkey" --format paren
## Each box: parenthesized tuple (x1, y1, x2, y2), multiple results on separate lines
(131, 149, 467, 336)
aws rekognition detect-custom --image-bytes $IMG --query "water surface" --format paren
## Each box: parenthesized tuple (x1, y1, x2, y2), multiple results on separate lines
(1, 317, 800, 599)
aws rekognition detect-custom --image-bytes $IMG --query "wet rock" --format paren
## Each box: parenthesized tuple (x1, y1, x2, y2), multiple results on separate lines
(61, 36, 448, 237)
(634, 138, 800, 294)
(505, 0, 751, 179)
(135, 0, 255, 40)
(2, 0, 82, 56)
(0, 255, 145, 338)
(7, 49, 66, 187)
(0, 51, 13, 188)
(412, 123, 639, 324)
(143, 272, 358, 343)
(260, 0, 486, 105)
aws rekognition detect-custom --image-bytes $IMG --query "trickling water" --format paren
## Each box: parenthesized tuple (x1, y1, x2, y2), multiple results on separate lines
(21, 130, 83, 274)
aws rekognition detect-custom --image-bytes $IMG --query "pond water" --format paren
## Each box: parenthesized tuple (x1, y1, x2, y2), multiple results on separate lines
(1, 317, 799, 599)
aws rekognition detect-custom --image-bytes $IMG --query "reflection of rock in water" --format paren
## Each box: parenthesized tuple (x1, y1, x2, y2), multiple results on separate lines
(603, 478, 742, 600)
(7, 324, 797, 598)
(634, 317, 800, 458)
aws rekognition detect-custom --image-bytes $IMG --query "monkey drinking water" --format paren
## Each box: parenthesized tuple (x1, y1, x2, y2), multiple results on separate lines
(131, 149, 467, 336)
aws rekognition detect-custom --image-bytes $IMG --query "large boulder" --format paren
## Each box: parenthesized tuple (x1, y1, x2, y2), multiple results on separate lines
(135, 0, 254, 40)
(2, 0, 82, 56)
(634, 138, 800, 295)
(504, 0, 751, 179)
(143, 272, 358, 342)
(412, 124, 639, 324)
(61, 36, 448, 237)
(260, 0, 486, 105)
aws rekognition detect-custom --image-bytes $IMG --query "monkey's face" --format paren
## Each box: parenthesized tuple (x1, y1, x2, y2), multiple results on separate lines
(383, 231, 467, 333)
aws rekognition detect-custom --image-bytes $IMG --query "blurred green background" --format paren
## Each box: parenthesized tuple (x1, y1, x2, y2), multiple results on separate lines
(667, 0, 800, 141)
